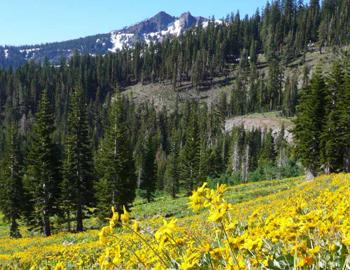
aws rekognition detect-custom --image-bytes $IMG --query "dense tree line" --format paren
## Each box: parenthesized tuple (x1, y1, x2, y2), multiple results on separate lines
(0, 83, 298, 237)
(1, 0, 343, 146)
(3, 0, 350, 237)
(295, 55, 350, 177)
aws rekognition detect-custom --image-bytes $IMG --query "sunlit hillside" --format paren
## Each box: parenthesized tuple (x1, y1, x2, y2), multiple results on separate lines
(2, 174, 350, 269)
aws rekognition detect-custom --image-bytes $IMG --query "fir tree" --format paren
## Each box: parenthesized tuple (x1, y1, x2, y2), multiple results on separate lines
(165, 130, 180, 198)
(321, 62, 345, 173)
(95, 94, 136, 217)
(25, 90, 61, 236)
(294, 68, 326, 177)
(62, 88, 95, 232)
(0, 123, 25, 238)
(259, 130, 277, 167)
(341, 58, 350, 171)
(139, 136, 156, 203)
(180, 104, 201, 194)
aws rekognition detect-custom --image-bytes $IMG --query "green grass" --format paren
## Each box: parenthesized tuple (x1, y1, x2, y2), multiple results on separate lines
(0, 176, 303, 267)
(131, 177, 302, 219)
(0, 177, 303, 238)
(0, 213, 9, 238)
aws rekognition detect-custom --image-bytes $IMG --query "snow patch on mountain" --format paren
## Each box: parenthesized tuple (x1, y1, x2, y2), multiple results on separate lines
(161, 19, 183, 37)
(143, 32, 160, 45)
(109, 33, 135, 52)
(0, 11, 221, 67)
(202, 20, 223, 28)
(19, 47, 41, 59)
(19, 48, 41, 54)
(107, 12, 218, 51)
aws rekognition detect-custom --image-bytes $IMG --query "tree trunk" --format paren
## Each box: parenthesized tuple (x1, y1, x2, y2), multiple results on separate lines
(305, 169, 315, 181)
(10, 217, 21, 238)
(67, 211, 71, 232)
(76, 204, 83, 232)
(43, 210, 51, 236)
(171, 183, 176, 199)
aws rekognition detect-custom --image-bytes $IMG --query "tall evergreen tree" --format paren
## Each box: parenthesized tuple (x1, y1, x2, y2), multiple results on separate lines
(0, 123, 25, 238)
(321, 62, 345, 173)
(25, 90, 61, 236)
(341, 58, 350, 171)
(95, 94, 136, 217)
(165, 130, 180, 198)
(180, 104, 201, 194)
(139, 136, 157, 203)
(294, 68, 326, 177)
(62, 88, 95, 232)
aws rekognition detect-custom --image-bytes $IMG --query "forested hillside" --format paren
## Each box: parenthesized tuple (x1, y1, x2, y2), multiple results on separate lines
(1, 0, 350, 239)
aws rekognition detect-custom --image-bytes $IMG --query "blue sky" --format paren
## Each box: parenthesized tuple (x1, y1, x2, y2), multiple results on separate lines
(0, 0, 268, 46)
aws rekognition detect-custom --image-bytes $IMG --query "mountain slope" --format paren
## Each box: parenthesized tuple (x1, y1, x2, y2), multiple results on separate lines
(0, 11, 208, 68)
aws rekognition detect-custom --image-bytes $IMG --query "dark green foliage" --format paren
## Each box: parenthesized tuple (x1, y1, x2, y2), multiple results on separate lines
(294, 68, 326, 176)
(6, 0, 350, 235)
(295, 59, 350, 175)
(267, 56, 284, 111)
(164, 130, 181, 198)
(180, 103, 201, 194)
(259, 131, 277, 166)
(0, 123, 25, 238)
(341, 58, 350, 171)
(62, 88, 95, 231)
(95, 94, 137, 217)
(139, 137, 157, 203)
(24, 90, 61, 236)
(321, 62, 345, 172)
(282, 73, 299, 117)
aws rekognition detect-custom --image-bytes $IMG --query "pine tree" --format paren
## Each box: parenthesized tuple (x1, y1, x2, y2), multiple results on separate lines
(25, 90, 61, 236)
(267, 56, 284, 111)
(198, 141, 210, 182)
(341, 58, 350, 171)
(259, 130, 276, 167)
(249, 40, 258, 66)
(0, 123, 25, 238)
(95, 94, 136, 217)
(165, 130, 180, 198)
(294, 68, 326, 177)
(282, 73, 299, 117)
(180, 104, 201, 194)
(139, 136, 156, 203)
(207, 142, 225, 178)
(321, 62, 345, 173)
(62, 88, 95, 232)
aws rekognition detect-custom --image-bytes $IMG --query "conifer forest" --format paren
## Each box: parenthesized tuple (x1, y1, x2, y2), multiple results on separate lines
(2, 1, 350, 269)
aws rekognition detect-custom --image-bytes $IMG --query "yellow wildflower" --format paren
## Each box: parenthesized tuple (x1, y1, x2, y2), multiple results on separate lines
(155, 218, 178, 241)
(99, 226, 112, 244)
(109, 206, 119, 229)
(121, 205, 130, 225)
(53, 262, 66, 270)
(208, 202, 231, 222)
(131, 220, 140, 232)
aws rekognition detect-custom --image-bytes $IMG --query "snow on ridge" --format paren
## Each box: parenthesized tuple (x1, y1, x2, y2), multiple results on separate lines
(108, 16, 222, 52)
(19, 48, 41, 54)
(19, 47, 41, 60)
(96, 39, 107, 46)
(4, 49, 9, 59)
(143, 32, 162, 45)
(144, 18, 187, 45)
(202, 20, 223, 29)
(109, 32, 135, 52)
(161, 19, 183, 37)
